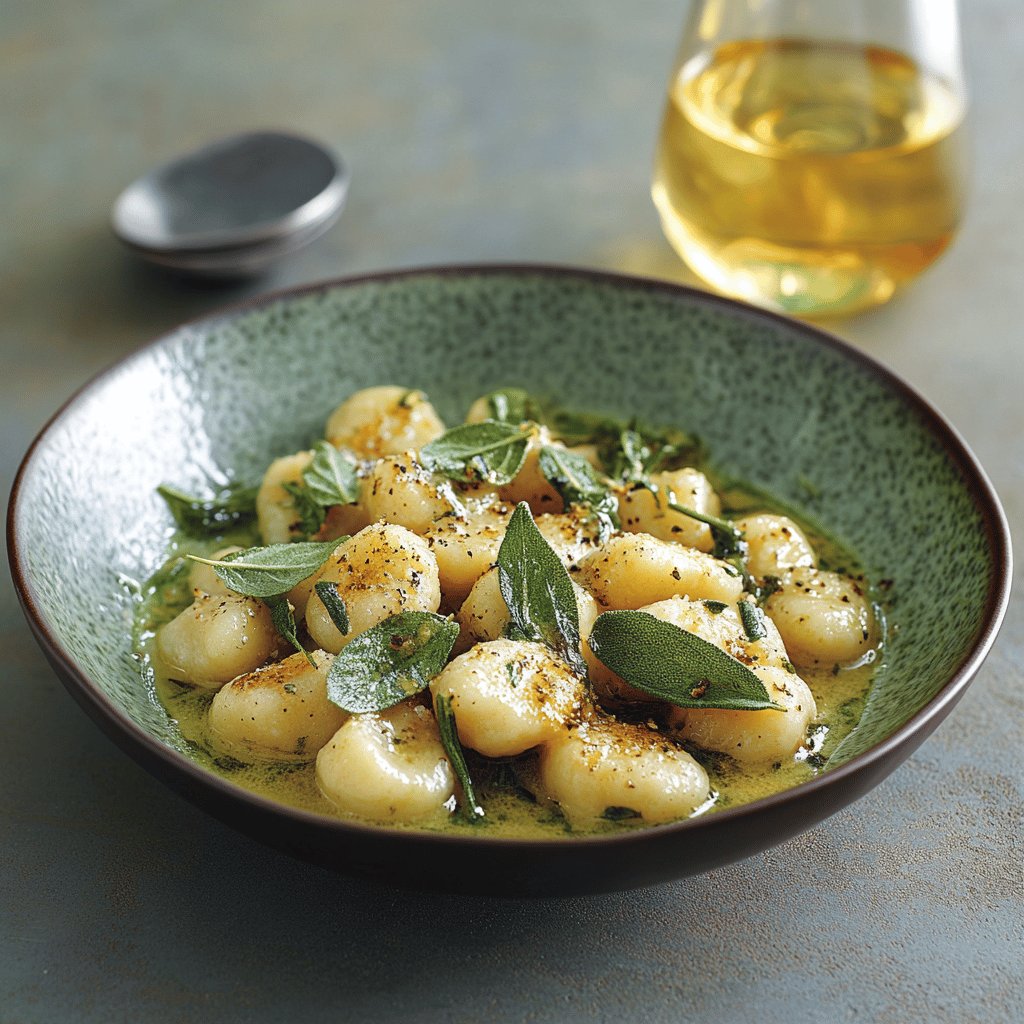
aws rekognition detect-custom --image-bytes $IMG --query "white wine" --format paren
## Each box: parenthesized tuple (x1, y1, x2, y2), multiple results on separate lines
(652, 39, 967, 316)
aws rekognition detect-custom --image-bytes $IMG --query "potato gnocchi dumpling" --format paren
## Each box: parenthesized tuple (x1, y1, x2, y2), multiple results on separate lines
(538, 713, 710, 827)
(325, 386, 445, 457)
(257, 451, 314, 545)
(305, 523, 442, 653)
(456, 567, 600, 663)
(764, 569, 876, 669)
(316, 701, 454, 822)
(157, 592, 279, 688)
(209, 650, 345, 762)
(363, 452, 488, 534)
(576, 533, 743, 608)
(424, 503, 512, 605)
(618, 468, 720, 552)
(430, 639, 587, 757)
(148, 384, 882, 838)
(733, 513, 817, 578)
(646, 597, 818, 763)
(498, 427, 564, 513)
(534, 508, 602, 566)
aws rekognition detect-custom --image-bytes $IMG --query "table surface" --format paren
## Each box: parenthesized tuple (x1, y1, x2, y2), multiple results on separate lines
(2, 2, 1021, 1021)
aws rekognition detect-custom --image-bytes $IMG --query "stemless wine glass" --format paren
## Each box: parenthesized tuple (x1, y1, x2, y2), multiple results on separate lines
(652, 0, 968, 317)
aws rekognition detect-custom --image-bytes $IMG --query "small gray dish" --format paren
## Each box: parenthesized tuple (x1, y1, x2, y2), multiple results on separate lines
(111, 131, 348, 276)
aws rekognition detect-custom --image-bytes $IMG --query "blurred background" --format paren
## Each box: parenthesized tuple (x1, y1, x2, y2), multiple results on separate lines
(2, 2, 1020, 1022)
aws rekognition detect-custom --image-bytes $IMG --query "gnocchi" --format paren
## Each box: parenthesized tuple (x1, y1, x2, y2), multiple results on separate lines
(305, 523, 442, 653)
(257, 451, 314, 545)
(156, 592, 279, 688)
(576, 532, 743, 608)
(147, 384, 881, 837)
(764, 569, 875, 669)
(646, 596, 817, 763)
(325, 386, 445, 457)
(538, 713, 710, 827)
(209, 650, 345, 761)
(430, 639, 587, 757)
(618, 469, 721, 551)
(316, 701, 454, 822)
(733, 513, 816, 578)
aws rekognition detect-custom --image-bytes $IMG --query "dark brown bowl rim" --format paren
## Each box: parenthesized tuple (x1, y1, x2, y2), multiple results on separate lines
(7, 262, 1014, 855)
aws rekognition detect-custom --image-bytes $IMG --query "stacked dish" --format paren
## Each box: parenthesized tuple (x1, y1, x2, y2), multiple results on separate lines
(111, 131, 348, 277)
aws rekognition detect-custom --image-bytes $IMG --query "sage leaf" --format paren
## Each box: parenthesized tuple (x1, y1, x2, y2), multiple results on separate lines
(615, 429, 650, 482)
(435, 693, 485, 821)
(187, 538, 341, 598)
(613, 422, 702, 478)
(281, 442, 361, 539)
(420, 421, 530, 485)
(281, 481, 327, 538)
(537, 445, 620, 541)
(737, 599, 767, 642)
(325, 611, 459, 714)
(266, 595, 316, 667)
(587, 610, 782, 711)
(303, 441, 360, 508)
(484, 387, 537, 425)
(314, 580, 350, 635)
(665, 501, 745, 558)
(157, 483, 258, 535)
(543, 404, 703, 478)
(496, 502, 585, 676)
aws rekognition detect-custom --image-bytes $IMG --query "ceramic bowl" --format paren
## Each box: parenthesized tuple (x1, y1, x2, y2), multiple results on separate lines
(8, 266, 1011, 896)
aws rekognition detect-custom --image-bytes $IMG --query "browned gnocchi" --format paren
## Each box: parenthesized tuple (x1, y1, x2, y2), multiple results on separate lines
(147, 385, 880, 835)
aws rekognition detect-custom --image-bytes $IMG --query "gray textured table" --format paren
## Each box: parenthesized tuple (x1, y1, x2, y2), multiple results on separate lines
(3, 2, 1020, 1021)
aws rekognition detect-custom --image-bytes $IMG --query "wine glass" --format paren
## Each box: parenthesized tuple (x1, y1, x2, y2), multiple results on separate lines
(652, 0, 968, 317)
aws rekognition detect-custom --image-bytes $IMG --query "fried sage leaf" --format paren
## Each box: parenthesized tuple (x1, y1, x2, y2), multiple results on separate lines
(435, 693, 485, 821)
(542, 405, 702, 479)
(265, 595, 316, 667)
(325, 611, 459, 714)
(314, 580, 350, 635)
(281, 481, 328, 539)
(302, 440, 360, 508)
(420, 421, 530, 485)
(737, 599, 767, 642)
(587, 610, 781, 711)
(483, 387, 538, 425)
(537, 445, 620, 542)
(157, 483, 258, 536)
(666, 501, 746, 560)
(496, 502, 585, 676)
(187, 538, 341, 598)
(282, 442, 361, 538)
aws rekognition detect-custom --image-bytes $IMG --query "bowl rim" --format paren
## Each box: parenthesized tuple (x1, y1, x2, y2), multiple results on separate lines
(7, 262, 1013, 852)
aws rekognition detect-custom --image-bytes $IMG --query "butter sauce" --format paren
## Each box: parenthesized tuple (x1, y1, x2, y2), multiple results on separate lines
(135, 493, 879, 839)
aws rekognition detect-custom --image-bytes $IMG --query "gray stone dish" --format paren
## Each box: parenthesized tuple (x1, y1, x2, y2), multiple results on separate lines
(7, 266, 1011, 896)
(111, 131, 349, 277)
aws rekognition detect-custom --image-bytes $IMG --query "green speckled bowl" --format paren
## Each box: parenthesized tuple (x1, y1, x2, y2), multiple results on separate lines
(8, 266, 1011, 895)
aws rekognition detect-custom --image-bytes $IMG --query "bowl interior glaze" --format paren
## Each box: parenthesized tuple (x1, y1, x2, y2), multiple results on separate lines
(10, 266, 1009, 894)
